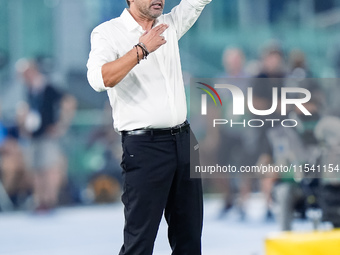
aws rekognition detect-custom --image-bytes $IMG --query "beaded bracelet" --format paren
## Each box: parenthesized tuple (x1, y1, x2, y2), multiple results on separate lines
(134, 43, 149, 64)
(134, 45, 140, 64)
(137, 42, 149, 58)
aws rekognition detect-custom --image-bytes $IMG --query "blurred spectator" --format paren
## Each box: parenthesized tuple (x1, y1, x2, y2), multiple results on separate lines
(216, 47, 253, 220)
(0, 104, 6, 147)
(203, 71, 253, 220)
(253, 46, 286, 114)
(198, 104, 246, 220)
(0, 101, 32, 211)
(315, 116, 340, 228)
(219, 47, 250, 94)
(16, 58, 76, 212)
(257, 80, 325, 230)
(0, 138, 31, 210)
(221, 47, 247, 78)
(251, 45, 287, 220)
(257, 46, 286, 79)
(86, 102, 122, 203)
(288, 49, 312, 79)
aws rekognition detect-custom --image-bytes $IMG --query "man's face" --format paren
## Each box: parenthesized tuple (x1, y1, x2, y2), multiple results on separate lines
(132, 0, 165, 19)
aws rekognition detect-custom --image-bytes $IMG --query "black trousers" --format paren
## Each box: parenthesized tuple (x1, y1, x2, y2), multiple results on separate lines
(119, 128, 203, 255)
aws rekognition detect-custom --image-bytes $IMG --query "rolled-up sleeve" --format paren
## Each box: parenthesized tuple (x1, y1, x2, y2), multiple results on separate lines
(87, 28, 118, 92)
(165, 0, 212, 40)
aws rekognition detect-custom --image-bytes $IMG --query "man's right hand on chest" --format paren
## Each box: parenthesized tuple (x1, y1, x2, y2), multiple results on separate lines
(139, 24, 169, 54)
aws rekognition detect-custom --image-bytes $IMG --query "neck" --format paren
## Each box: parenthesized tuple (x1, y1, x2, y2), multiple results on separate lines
(128, 8, 155, 31)
(31, 75, 46, 91)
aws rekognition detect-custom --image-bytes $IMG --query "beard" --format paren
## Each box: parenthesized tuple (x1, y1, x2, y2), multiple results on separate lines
(137, 0, 164, 19)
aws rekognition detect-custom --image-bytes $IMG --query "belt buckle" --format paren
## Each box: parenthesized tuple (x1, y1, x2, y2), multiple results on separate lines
(171, 127, 181, 135)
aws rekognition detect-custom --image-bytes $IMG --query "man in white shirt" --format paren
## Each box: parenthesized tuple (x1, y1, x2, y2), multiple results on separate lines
(87, 0, 211, 254)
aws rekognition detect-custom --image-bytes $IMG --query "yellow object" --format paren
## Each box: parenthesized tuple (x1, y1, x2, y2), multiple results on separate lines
(265, 230, 340, 255)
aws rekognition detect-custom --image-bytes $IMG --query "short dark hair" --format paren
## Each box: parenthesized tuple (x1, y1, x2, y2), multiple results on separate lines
(126, 0, 130, 7)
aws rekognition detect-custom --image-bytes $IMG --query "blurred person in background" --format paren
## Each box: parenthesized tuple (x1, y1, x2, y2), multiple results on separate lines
(221, 47, 247, 79)
(252, 45, 287, 220)
(253, 45, 286, 115)
(256, 46, 286, 79)
(0, 102, 31, 210)
(87, 0, 212, 254)
(86, 102, 123, 203)
(216, 47, 254, 220)
(257, 81, 324, 230)
(16, 58, 76, 212)
(314, 116, 340, 228)
(0, 104, 6, 146)
(197, 102, 245, 220)
(288, 49, 312, 79)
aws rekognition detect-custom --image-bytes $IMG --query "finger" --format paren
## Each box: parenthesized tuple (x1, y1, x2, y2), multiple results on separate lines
(155, 24, 167, 29)
(154, 24, 168, 32)
(156, 26, 168, 36)
(160, 24, 169, 31)
(152, 25, 162, 32)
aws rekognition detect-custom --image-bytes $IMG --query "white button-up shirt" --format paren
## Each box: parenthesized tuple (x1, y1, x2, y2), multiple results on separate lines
(87, 0, 211, 131)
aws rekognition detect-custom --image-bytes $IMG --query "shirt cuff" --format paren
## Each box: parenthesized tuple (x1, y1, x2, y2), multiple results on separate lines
(185, 0, 212, 10)
(87, 66, 109, 92)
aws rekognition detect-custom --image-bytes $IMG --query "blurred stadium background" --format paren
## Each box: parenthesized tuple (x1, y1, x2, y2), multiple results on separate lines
(1, 0, 340, 254)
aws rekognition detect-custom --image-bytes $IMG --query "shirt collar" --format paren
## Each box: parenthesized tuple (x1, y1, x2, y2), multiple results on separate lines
(121, 8, 160, 33)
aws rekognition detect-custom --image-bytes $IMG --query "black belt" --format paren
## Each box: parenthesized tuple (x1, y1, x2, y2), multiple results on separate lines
(121, 121, 189, 136)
